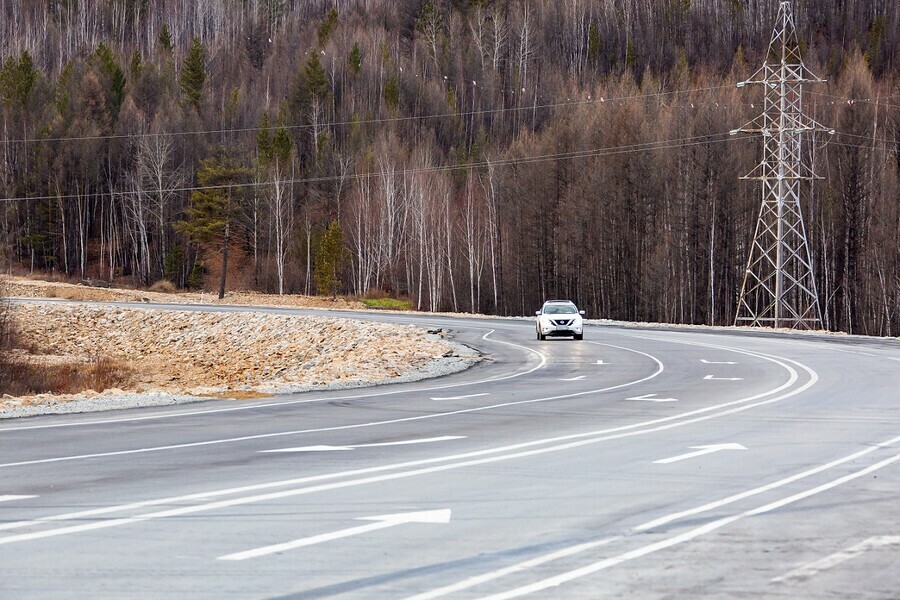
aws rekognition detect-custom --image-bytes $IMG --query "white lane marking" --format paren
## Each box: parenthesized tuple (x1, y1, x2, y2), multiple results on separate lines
(700, 359, 737, 364)
(626, 394, 678, 403)
(0, 495, 37, 503)
(0, 327, 547, 433)
(477, 451, 900, 600)
(704, 375, 743, 381)
(772, 536, 900, 583)
(263, 445, 352, 452)
(887, 357, 900, 362)
(654, 443, 747, 464)
(403, 537, 621, 600)
(261, 436, 466, 453)
(559, 376, 586, 381)
(0, 342, 656, 470)
(594, 360, 607, 365)
(430, 393, 489, 401)
(635, 432, 900, 532)
(0, 346, 812, 543)
(218, 509, 452, 561)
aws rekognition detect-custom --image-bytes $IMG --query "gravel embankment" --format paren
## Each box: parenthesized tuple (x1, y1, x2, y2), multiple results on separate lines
(2, 302, 480, 419)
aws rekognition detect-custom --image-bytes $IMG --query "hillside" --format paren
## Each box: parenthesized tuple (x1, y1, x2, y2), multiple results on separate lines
(1, 0, 897, 334)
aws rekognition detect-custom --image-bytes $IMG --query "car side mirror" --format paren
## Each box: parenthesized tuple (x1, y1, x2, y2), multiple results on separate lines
(579, 310, 585, 315)
(535, 310, 541, 316)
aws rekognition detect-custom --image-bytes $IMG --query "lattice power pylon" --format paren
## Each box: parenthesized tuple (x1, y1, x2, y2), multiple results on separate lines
(732, 1, 833, 330)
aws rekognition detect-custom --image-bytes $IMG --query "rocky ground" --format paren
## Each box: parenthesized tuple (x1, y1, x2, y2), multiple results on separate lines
(1, 277, 480, 417)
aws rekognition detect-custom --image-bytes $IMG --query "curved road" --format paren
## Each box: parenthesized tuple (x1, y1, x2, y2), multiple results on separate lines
(1, 304, 899, 599)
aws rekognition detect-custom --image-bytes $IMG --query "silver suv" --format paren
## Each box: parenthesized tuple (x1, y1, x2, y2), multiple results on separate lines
(535, 300, 585, 340)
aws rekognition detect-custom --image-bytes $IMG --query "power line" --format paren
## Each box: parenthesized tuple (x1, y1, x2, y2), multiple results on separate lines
(3, 85, 736, 145)
(0, 132, 735, 203)
(806, 90, 900, 109)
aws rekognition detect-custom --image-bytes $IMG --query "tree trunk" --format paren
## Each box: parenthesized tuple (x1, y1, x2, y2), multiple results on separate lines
(219, 221, 229, 300)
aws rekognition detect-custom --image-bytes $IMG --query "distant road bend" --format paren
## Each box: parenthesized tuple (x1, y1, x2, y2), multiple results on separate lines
(1, 303, 899, 599)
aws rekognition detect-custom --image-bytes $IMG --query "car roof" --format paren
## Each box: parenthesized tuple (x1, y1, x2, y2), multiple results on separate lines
(543, 300, 575, 304)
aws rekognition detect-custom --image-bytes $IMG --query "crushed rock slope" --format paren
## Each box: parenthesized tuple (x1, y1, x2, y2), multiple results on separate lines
(3, 302, 478, 417)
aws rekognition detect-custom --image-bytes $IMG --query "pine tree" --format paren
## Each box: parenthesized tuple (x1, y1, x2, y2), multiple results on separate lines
(175, 150, 251, 299)
(0, 51, 38, 110)
(317, 8, 339, 47)
(304, 54, 329, 101)
(180, 37, 206, 113)
(159, 25, 173, 53)
(348, 42, 363, 76)
(315, 221, 346, 299)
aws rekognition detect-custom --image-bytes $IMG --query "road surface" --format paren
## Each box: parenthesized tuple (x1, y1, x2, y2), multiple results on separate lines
(1, 304, 899, 599)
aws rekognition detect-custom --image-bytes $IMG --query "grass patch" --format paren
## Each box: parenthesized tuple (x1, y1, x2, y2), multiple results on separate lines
(362, 297, 413, 310)
(0, 354, 134, 397)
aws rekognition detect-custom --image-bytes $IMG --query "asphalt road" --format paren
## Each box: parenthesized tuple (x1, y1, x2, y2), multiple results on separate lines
(1, 305, 899, 599)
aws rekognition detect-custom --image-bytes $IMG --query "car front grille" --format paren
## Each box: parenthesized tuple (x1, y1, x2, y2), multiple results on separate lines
(551, 319, 573, 326)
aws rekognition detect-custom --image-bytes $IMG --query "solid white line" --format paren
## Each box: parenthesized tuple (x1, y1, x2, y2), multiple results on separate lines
(260, 436, 466, 452)
(772, 536, 900, 583)
(700, 359, 737, 364)
(0, 342, 655, 470)
(430, 393, 489, 401)
(0, 495, 37, 503)
(559, 376, 586, 381)
(0, 327, 547, 433)
(402, 537, 621, 600)
(477, 451, 900, 600)
(0, 344, 812, 543)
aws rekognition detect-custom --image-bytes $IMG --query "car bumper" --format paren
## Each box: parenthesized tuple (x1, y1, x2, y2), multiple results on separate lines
(540, 326, 582, 336)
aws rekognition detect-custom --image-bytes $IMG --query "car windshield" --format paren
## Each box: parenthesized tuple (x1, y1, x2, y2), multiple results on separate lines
(544, 305, 577, 314)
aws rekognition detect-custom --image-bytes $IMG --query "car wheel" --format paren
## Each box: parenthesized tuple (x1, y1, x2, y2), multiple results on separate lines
(574, 333, 583, 340)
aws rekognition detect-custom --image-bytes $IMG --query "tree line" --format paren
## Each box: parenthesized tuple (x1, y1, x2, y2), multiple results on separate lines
(1, 0, 897, 335)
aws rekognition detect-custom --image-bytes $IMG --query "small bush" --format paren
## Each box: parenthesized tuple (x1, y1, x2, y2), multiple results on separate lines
(149, 279, 177, 293)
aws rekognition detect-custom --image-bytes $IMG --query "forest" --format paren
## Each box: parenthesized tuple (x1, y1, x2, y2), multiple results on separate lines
(0, 0, 897, 335)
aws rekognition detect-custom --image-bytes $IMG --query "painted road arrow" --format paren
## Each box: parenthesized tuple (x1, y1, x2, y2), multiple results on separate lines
(654, 443, 747, 464)
(260, 436, 465, 453)
(218, 509, 452, 561)
(626, 393, 678, 403)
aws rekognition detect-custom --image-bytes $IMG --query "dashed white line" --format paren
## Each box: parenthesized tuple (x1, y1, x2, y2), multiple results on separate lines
(430, 393, 489, 401)
(219, 509, 452, 561)
(653, 443, 746, 464)
(0, 495, 37, 503)
(261, 436, 466, 453)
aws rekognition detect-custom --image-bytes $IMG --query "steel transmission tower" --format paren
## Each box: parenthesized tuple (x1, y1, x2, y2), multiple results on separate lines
(732, 1, 833, 330)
